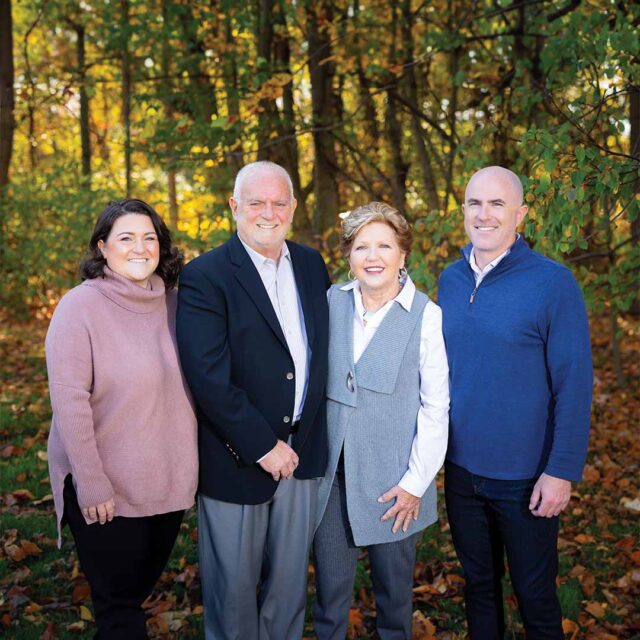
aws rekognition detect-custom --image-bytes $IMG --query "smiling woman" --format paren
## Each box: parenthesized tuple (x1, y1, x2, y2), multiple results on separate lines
(347, 221, 405, 303)
(312, 201, 450, 640)
(96, 214, 160, 288)
(45, 199, 198, 639)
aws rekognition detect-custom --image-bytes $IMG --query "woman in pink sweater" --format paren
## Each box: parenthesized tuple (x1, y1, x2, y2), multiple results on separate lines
(46, 199, 198, 639)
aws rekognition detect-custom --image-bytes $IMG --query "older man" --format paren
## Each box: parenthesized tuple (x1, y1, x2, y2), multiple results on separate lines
(438, 166, 592, 639)
(177, 161, 330, 639)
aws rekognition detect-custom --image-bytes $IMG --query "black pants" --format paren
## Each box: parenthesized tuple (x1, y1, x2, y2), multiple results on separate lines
(63, 475, 184, 640)
(445, 462, 563, 640)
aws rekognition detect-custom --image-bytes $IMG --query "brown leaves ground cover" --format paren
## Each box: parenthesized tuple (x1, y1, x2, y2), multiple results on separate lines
(0, 311, 638, 639)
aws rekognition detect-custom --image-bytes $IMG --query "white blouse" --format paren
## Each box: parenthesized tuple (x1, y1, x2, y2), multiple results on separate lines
(338, 277, 450, 497)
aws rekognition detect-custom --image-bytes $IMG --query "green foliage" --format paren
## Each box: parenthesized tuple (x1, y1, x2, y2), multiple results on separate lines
(0, 166, 230, 316)
(2, 0, 639, 342)
(1, 167, 110, 315)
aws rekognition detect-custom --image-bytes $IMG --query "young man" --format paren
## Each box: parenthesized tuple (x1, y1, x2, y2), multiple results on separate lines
(438, 166, 593, 639)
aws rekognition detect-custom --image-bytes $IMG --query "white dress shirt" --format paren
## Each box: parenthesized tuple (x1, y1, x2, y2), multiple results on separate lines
(339, 277, 449, 497)
(240, 238, 310, 423)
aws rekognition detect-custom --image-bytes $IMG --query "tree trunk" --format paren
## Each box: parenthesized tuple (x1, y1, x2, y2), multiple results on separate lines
(223, 11, 241, 172)
(66, 9, 92, 182)
(0, 0, 14, 189)
(75, 22, 91, 182)
(356, 64, 379, 148)
(97, 82, 111, 162)
(256, 0, 279, 161)
(400, 0, 439, 216)
(385, 2, 408, 213)
(178, 2, 218, 199)
(121, 0, 132, 196)
(255, 0, 306, 230)
(629, 82, 639, 315)
(445, 44, 461, 210)
(275, 0, 308, 231)
(22, 6, 40, 171)
(178, 4, 218, 124)
(306, 0, 340, 236)
(161, 0, 178, 228)
(352, 0, 379, 149)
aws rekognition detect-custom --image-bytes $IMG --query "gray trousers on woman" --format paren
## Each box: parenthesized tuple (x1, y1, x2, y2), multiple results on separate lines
(313, 471, 419, 640)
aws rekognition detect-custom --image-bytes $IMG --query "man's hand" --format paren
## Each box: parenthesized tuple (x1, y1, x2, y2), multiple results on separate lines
(82, 497, 116, 525)
(259, 440, 299, 481)
(529, 473, 571, 517)
(378, 485, 421, 533)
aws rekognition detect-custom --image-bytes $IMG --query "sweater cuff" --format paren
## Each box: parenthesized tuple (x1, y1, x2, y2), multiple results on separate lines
(73, 474, 115, 510)
(543, 464, 583, 483)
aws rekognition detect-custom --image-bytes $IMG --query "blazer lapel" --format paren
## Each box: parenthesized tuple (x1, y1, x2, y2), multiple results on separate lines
(229, 235, 289, 351)
(288, 241, 316, 347)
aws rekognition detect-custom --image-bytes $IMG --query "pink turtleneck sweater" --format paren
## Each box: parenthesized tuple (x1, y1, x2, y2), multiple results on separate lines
(46, 267, 198, 545)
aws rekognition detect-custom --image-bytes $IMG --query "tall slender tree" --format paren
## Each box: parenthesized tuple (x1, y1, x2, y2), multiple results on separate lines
(629, 82, 639, 316)
(67, 9, 92, 183)
(385, 2, 408, 212)
(161, 0, 178, 227)
(306, 0, 340, 234)
(0, 0, 14, 189)
(121, 0, 132, 196)
(399, 0, 439, 215)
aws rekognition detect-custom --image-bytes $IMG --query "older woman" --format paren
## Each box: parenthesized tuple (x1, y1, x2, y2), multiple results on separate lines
(46, 199, 198, 639)
(313, 202, 450, 640)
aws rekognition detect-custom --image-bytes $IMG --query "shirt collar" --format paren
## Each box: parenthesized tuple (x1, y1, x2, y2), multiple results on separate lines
(239, 236, 290, 269)
(339, 275, 416, 313)
(468, 233, 519, 275)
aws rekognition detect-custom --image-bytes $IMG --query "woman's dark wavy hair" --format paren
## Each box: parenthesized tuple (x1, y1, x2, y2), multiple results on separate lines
(79, 199, 183, 289)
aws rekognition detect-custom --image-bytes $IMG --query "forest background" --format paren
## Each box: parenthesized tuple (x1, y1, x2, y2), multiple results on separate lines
(0, 0, 639, 638)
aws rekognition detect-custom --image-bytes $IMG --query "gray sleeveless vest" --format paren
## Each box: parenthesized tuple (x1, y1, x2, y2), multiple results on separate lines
(315, 283, 438, 546)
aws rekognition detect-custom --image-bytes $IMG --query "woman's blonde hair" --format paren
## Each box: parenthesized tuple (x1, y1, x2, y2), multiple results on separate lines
(340, 201, 412, 258)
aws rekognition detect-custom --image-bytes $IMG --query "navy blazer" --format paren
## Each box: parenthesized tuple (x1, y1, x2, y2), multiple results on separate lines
(176, 233, 330, 505)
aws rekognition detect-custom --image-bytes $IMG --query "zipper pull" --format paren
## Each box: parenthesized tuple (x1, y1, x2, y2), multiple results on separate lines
(469, 287, 477, 304)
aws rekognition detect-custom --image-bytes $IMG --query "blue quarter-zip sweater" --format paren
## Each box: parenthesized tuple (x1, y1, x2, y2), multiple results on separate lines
(438, 236, 592, 482)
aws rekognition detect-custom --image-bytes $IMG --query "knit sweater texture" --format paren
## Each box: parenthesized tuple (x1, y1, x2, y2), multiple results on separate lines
(438, 236, 592, 482)
(46, 267, 198, 544)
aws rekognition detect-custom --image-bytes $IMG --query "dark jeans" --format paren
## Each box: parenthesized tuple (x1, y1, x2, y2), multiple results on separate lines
(444, 462, 563, 640)
(63, 475, 184, 640)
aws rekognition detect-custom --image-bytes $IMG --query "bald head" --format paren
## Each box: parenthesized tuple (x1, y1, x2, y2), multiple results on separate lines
(462, 165, 528, 269)
(465, 166, 524, 207)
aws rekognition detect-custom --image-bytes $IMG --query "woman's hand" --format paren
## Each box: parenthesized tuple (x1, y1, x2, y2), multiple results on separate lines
(378, 485, 420, 533)
(82, 498, 115, 525)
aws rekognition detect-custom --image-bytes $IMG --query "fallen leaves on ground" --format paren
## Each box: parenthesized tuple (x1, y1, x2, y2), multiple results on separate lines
(0, 312, 638, 638)
(413, 610, 437, 639)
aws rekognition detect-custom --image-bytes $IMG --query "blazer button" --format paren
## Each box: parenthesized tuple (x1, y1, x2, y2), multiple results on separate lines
(286, 372, 294, 380)
(283, 416, 291, 424)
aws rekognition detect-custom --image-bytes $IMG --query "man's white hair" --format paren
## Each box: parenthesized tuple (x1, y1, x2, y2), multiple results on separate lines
(233, 161, 294, 201)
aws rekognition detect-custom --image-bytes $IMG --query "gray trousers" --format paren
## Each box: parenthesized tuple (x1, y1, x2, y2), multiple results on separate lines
(313, 472, 419, 640)
(198, 476, 319, 640)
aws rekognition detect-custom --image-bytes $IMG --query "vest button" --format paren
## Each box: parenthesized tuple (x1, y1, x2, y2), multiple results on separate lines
(283, 416, 291, 424)
(347, 370, 355, 392)
(286, 372, 294, 380)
